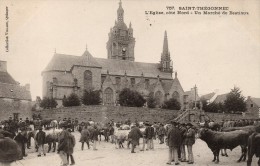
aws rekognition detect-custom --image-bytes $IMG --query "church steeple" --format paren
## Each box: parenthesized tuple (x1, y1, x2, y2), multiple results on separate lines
(117, 0, 124, 23)
(160, 31, 172, 73)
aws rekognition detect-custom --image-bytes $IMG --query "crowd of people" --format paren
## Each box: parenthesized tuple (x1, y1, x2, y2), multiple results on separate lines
(0, 116, 260, 166)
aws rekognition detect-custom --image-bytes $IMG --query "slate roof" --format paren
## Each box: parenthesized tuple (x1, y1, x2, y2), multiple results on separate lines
(251, 97, 260, 107)
(96, 58, 172, 79)
(200, 92, 216, 100)
(213, 93, 228, 103)
(43, 53, 173, 80)
(0, 83, 31, 100)
(0, 71, 17, 84)
(43, 52, 101, 72)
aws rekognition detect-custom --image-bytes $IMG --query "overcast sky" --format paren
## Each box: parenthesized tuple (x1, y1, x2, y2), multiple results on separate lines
(0, 0, 260, 100)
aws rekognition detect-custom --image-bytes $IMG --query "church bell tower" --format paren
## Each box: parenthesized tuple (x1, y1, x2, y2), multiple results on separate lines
(106, 0, 135, 61)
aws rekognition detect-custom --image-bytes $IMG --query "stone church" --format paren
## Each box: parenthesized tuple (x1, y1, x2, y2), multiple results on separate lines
(42, 1, 185, 107)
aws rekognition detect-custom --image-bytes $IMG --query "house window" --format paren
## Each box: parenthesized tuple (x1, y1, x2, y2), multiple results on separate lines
(251, 104, 254, 108)
(131, 78, 135, 85)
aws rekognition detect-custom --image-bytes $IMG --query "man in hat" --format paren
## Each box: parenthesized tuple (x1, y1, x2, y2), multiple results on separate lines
(144, 121, 155, 150)
(166, 121, 181, 165)
(179, 123, 187, 162)
(185, 123, 196, 164)
(128, 124, 143, 153)
(34, 118, 42, 131)
(58, 122, 70, 166)
(35, 127, 46, 157)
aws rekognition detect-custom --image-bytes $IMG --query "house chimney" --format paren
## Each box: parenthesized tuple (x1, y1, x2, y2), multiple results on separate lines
(0, 61, 7, 72)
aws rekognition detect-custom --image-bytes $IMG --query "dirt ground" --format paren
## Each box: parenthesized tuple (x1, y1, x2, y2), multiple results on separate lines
(11, 132, 259, 166)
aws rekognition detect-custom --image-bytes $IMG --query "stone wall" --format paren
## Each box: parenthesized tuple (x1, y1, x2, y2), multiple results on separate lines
(0, 99, 32, 121)
(37, 105, 180, 123)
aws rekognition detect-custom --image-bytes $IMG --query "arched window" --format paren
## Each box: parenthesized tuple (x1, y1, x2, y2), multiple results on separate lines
(104, 88, 113, 105)
(155, 91, 163, 106)
(172, 91, 180, 102)
(74, 78, 78, 86)
(84, 70, 92, 90)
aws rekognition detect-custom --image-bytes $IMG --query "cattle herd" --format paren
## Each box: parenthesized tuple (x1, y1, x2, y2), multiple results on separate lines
(0, 116, 260, 166)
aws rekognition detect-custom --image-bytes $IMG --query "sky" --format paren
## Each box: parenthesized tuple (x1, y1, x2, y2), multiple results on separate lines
(0, 0, 260, 100)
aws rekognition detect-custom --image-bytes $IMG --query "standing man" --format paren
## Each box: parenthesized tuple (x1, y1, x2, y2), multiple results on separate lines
(67, 128, 75, 165)
(144, 122, 155, 150)
(35, 127, 46, 157)
(166, 121, 181, 165)
(128, 124, 143, 153)
(179, 123, 187, 162)
(80, 126, 90, 150)
(92, 125, 99, 150)
(58, 123, 70, 166)
(158, 123, 166, 144)
(185, 123, 196, 164)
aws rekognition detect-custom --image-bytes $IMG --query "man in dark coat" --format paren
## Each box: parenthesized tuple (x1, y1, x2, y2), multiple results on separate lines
(80, 126, 90, 150)
(67, 128, 75, 165)
(128, 124, 143, 153)
(58, 123, 72, 166)
(179, 123, 187, 162)
(14, 128, 28, 159)
(144, 122, 155, 150)
(167, 121, 181, 165)
(35, 127, 46, 157)
(185, 123, 196, 164)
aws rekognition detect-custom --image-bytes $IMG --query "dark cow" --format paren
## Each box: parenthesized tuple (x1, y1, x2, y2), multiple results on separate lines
(221, 125, 259, 157)
(247, 132, 260, 166)
(198, 128, 250, 163)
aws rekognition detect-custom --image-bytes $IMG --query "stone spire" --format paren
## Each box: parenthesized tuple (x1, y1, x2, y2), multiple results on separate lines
(162, 31, 169, 55)
(160, 30, 172, 73)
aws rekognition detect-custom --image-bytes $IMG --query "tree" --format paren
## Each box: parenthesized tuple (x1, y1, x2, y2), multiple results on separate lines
(40, 97, 58, 109)
(119, 88, 146, 107)
(82, 90, 101, 105)
(64, 93, 81, 107)
(224, 86, 246, 113)
(162, 98, 181, 110)
(147, 95, 156, 108)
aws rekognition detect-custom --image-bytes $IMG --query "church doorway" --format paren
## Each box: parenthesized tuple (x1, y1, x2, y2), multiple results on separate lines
(104, 87, 114, 105)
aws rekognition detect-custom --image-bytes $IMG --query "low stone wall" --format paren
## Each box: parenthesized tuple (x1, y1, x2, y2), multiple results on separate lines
(37, 105, 180, 123)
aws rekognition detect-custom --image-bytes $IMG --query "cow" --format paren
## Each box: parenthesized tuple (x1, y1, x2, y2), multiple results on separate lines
(220, 125, 259, 157)
(29, 128, 62, 153)
(247, 133, 260, 166)
(198, 128, 250, 163)
(114, 129, 129, 149)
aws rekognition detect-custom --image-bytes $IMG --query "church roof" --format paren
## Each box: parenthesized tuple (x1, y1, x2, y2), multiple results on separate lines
(0, 83, 31, 100)
(43, 53, 101, 72)
(95, 58, 172, 79)
(0, 71, 17, 84)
